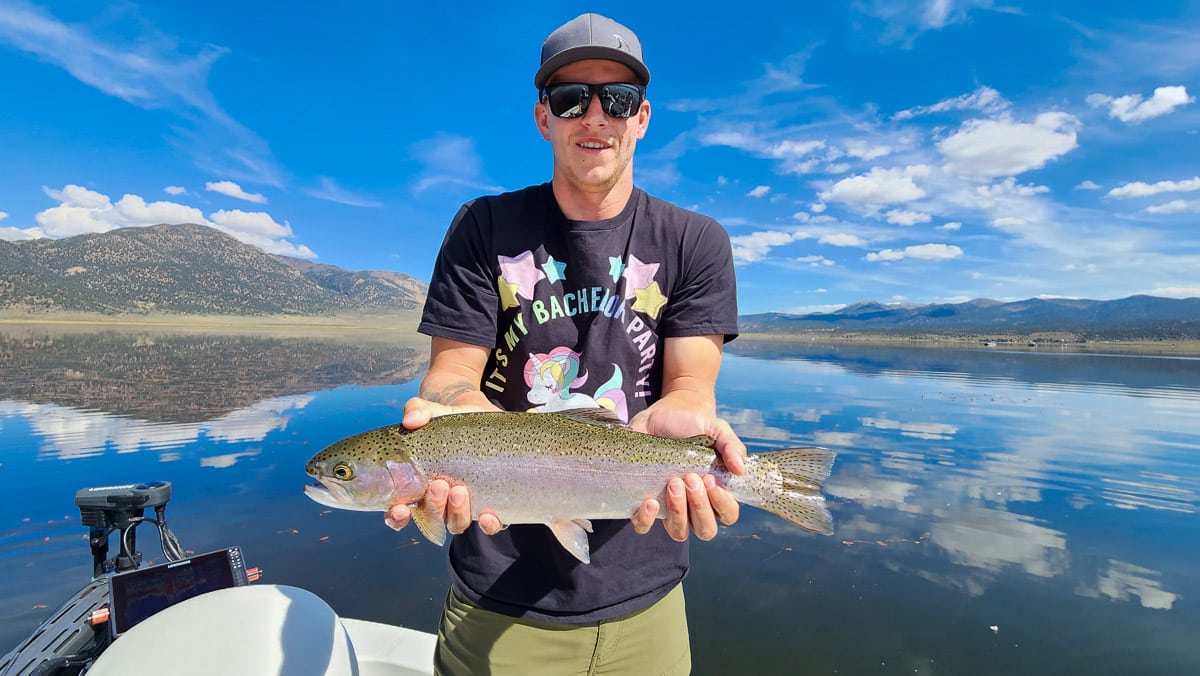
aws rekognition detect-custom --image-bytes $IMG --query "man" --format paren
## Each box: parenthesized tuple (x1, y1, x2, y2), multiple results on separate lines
(389, 13, 744, 675)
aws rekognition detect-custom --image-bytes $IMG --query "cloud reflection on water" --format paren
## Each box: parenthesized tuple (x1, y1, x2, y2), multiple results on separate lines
(0, 394, 311, 462)
(718, 344, 1197, 613)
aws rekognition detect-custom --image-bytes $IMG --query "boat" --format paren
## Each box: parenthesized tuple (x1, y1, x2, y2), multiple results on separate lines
(0, 482, 436, 676)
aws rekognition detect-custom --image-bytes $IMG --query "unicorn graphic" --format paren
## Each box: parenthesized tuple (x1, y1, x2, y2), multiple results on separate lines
(524, 347, 628, 422)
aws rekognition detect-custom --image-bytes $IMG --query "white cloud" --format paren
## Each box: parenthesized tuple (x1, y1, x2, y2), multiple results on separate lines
(819, 233, 866, 247)
(0, 184, 315, 258)
(1145, 200, 1200, 214)
(820, 165, 930, 206)
(991, 216, 1028, 228)
(940, 112, 1079, 178)
(305, 176, 382, 207)
(866, 243, 963, 261)
(209, 209, 291, 238)
(886, 209, 932, 226)
(977, 177, 1050, 198)
(1087, 86, 1194, 124)
(794, 255, 835, 267)
(769, 139, 825, 158)
(115, 194, 205, 225)
(730, 230, 809, 263)
(412, 134, 503, 196)
(1108, 176, 1200, 198)
(47, 184, 110, 209)
(206, 180, 266, 204)
(844, 140, 893, 161)
(164, 186, 187, 195)
(939, 221, 962, 231)
(1076, 180, 1101, 190)
(698, 132, 825, 173)
(0, 211, 7, 221)
(1146, 285, 1200, 298)
(0, 3, 281, 185)
(892, 86, 1011, 120)
(747, 185, 771, 198)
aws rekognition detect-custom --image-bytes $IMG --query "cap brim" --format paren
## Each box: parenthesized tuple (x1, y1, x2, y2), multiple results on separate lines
(534, 46, 651, 89)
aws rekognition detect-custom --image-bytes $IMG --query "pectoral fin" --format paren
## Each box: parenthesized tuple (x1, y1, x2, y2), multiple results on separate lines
(410, 503, 447, 546)
(546, 518, 592, 564)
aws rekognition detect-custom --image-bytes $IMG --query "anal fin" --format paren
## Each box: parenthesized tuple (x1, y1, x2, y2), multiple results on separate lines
(410, 502, 448, 546)
(546, 518, 592, 564)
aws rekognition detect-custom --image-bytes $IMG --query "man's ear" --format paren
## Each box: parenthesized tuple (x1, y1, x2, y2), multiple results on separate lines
(534, 100, 551, 140)
(635, 100, 651, 140)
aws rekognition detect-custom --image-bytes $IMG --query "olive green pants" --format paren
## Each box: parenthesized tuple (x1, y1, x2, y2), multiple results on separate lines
(433, 583, 691, 676)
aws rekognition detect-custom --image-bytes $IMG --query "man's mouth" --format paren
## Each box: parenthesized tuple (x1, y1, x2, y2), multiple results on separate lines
(578, 141, 609, 150)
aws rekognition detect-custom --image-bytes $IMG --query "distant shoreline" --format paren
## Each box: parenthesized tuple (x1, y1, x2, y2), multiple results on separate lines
(734, 332, 1200, 358)
(3, 312, 1197, 357)
(0, 310, 421, 329)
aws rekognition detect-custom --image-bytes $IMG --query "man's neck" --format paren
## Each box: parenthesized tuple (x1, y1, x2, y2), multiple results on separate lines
(551, 179, 634, 221)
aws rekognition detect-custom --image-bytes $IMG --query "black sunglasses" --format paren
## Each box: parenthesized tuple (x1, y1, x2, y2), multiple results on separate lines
(540, 82, 646, 119)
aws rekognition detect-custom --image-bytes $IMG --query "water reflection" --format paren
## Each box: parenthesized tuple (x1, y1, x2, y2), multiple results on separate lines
(0, 327, 426, 422)
(0, 395, 312, 460)
(4, 335, 1199, 674)
(708, 343, 1199, 673)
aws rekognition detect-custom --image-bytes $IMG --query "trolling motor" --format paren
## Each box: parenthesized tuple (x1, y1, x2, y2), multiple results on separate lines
(75, 482, 182, 577)
(1, 482, 194, 676)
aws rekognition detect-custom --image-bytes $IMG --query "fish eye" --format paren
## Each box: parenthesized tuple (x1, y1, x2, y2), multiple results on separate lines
(332, 462, 354, 481)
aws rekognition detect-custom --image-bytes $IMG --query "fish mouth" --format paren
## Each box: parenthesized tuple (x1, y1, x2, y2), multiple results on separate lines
(303, 478, 380, 512)
(304, 480, 341, 506)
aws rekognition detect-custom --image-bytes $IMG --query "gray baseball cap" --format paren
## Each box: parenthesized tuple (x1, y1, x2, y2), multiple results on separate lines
(534, 13, 651, 89)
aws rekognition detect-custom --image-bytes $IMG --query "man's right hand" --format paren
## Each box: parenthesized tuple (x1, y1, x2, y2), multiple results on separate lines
(384, 397, 505, 536)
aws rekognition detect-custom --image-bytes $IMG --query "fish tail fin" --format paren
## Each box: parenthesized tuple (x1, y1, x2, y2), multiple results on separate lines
(751, 447, 836, 536)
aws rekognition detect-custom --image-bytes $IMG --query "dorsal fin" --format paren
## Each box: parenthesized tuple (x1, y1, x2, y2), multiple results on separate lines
(550, 407, 627, 429)
(683, 434, 717, 448)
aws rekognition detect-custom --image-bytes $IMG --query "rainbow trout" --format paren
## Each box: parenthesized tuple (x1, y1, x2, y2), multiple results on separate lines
(304, 409, 835, 563)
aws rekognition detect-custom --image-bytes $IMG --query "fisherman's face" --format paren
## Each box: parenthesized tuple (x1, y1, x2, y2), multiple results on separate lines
(535, 59, 650, 197)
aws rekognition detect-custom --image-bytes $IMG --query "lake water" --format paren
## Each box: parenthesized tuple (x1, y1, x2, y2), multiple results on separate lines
(2, 328, 1197, 675)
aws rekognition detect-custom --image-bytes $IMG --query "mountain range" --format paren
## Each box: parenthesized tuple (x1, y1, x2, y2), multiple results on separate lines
(1, 223, 1196, 338)
(739, 296, 1200, 340)
(0, 223, 425, 315)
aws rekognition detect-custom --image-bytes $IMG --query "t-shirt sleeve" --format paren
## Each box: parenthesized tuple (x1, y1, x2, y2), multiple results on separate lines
(659, 217, 739, 342)
(417, 201, 499, 348)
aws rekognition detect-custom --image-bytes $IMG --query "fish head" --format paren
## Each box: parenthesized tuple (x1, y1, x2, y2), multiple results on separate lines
(303, 427, 427, 511)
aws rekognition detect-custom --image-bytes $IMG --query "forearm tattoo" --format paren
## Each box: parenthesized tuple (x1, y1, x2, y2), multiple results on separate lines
(420, 381, 478, 405)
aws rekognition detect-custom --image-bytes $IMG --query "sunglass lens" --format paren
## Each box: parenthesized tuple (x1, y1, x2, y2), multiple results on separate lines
(544, 83, 643, 119)
(600, 85, 641, 118)
(547, 84, 589, 118)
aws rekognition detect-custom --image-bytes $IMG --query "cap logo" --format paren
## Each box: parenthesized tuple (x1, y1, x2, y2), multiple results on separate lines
(612, 34, 628, 52)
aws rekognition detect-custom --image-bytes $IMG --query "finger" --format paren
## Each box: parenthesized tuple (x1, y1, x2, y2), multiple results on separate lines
(424, 479, 450, 524)
(712, 418, 747, 475)
(385, 503, 411, 531)
(685, 474, 719, 541)
(402, 398, 433, 429)
(631, 498, 659, 534)
(478, 511, 503, 535)
(445, 484, 474, 535)
(663, 478, 689, 542)
(703, 474, 740, 526)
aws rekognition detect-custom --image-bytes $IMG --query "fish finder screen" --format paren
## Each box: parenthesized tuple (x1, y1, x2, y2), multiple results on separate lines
(108, 548, 244, 636)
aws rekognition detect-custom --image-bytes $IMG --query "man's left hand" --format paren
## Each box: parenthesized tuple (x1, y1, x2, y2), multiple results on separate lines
(628, 406, 745, 541)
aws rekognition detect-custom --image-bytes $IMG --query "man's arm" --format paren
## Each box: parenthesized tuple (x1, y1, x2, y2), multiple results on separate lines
(628, 335, 746, 541)
(385, 336, 505, 535)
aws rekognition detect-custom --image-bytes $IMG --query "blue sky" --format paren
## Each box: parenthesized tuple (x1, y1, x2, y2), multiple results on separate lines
(1, 1, 1198, 315)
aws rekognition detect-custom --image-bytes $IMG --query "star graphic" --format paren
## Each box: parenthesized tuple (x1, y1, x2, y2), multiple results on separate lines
(608, 257, 625, 283)
(541, 255, 567, 284)
(632, 281, 669, 319)
(621, 254, 660, 300)
(497, 276, 521, 310)
(497, 251, 545, 300)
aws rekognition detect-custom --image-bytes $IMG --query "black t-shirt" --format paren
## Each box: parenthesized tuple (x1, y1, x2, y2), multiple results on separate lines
(418, 183, 738, 622)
